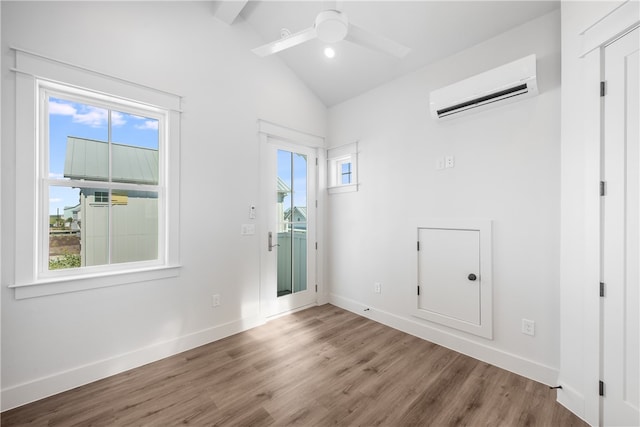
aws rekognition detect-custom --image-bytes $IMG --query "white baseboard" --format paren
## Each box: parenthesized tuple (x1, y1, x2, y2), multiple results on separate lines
(329, 293, 559, 386)
(556, 382, 588, 425)
(1, 315, 265, 412)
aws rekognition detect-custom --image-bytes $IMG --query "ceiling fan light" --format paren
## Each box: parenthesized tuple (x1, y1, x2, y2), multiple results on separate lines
(315, 10, 349, 43)
(324, 47, 336, 58)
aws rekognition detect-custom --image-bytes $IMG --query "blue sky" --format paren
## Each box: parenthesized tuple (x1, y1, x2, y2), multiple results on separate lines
(277, 149, 308, 219)
(48, 96, 159, 215)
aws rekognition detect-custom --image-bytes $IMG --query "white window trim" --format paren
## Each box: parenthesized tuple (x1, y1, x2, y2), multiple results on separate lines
(327, 141, 358, 194)
(38, 81, 168, 280)
(9, 47, 181, 299)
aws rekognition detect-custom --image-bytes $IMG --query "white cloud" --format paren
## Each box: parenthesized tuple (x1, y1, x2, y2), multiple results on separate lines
(73, 106, 108, 127)
(49, 101, 77, 116)
(111, 111, 126, 127)
(49, 197, 63, 203)
(49, 172, 65, 179)
(49, 100, 126, 128)
(136, 120, 159, 131)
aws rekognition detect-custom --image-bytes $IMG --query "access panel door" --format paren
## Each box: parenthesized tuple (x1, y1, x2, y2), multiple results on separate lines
(415, 221, 492, 339)
(418, 228, 480, 323)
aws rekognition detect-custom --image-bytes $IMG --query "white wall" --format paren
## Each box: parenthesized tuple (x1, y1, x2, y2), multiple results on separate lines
(558, 2, 626, 424)
(0, 1, 326, 410)
(326, 10, 561, 385)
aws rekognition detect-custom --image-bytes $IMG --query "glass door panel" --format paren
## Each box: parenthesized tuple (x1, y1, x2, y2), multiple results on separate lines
(276, 149, 308, 297)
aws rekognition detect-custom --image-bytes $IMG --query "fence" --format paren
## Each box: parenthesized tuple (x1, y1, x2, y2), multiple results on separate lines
(277, 231, 307, 295)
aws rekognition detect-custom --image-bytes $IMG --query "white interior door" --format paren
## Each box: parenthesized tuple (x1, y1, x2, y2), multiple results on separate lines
(260, 136, 317, 318)
(602, 26, 640, 427)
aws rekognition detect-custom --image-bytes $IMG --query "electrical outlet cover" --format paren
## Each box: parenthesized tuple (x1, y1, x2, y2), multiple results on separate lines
(445, 155, 455, 168)
(522, 319, 535, 336)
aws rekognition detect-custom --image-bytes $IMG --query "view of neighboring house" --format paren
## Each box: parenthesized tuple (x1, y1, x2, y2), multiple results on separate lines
(63, 204, 80, 232)
(276, 177, 307, 230)
(276, 176, 290, 233)
(275, 177, 307, 296)
(61, 136, 159, 267)
(284, 206, 306, 230)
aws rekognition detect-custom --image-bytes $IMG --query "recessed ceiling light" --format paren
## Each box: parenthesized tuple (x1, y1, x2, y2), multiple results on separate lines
(324, 47, 336, 59)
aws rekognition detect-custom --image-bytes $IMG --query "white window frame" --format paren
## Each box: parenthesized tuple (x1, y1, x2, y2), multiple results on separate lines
(38, 81, 168, 279)
(10, 48, 181, 299)
(337, 157, 353, 185)
(327, 141, 358, 194)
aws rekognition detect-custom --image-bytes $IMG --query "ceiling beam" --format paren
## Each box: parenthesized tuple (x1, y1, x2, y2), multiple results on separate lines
(213, 1, 248, 25)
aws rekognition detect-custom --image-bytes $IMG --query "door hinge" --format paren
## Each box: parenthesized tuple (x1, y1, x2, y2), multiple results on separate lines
(417, 285, 420, 295)
(315, 284, 318, 292)
(316, 158, 318, 166)
(315, 200, 318, 208)
(417, 241, 420, 251)
(315, 242, 318, 250)
(600, 81, 606, 97)
(600, 282, 605, 297)
(600, 181, 606, 196)
(599, 380, 605, 396)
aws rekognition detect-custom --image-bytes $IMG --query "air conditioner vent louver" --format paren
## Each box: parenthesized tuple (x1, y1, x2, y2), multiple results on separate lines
(430, 55, 538, 120)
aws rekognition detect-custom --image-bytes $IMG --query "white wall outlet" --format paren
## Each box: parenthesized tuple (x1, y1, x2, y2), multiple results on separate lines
(522, 319, 535, 336)
(374, 282, 382, 294)
(436, 157, 445, 170)
(445, 155, 455, 168)
(241, 224, 255, 235)
(212, 294, 221, 307)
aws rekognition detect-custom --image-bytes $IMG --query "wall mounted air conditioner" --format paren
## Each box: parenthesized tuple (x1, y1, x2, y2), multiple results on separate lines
(429, 54, 538, 120)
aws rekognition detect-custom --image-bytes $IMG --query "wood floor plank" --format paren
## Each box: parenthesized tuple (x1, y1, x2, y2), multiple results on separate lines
(1, 304, 587, 427)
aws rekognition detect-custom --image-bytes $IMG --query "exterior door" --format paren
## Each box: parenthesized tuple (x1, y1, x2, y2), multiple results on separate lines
(260, 137, 317, 318)
(602, 26, 640, 427)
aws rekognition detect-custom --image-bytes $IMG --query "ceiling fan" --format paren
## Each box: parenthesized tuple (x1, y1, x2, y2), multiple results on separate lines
(251, 6, 411, 59)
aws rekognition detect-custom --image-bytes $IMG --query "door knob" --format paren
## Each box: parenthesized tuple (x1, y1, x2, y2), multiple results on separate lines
(468, 273, 478, 281)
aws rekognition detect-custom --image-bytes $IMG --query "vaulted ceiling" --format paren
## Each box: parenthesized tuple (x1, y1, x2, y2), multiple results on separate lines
(215, 1, 559, 107)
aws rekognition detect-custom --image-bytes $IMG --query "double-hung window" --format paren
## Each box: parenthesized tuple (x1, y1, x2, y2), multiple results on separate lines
(11, 48, 181, 299)
(42, 83, 165, 273)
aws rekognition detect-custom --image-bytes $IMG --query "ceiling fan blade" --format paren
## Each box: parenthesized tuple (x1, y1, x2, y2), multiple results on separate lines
(252, 27, 318, 57)
(345, 24, 411, 58)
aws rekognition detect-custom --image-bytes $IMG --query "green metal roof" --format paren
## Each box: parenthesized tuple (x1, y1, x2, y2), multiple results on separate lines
(284, 206, 307, 221)
(64, 137, 159, 185)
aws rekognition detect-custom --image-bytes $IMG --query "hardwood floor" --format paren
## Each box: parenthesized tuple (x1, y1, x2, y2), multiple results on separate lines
(2, 304, 587, 426)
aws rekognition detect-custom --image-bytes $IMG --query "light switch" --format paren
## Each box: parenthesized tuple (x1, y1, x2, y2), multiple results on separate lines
(241, 224, 255, 235)
(436, 157, 445, 170)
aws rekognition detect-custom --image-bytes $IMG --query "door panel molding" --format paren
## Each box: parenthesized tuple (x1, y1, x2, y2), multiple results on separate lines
(601, 27, 640, 427)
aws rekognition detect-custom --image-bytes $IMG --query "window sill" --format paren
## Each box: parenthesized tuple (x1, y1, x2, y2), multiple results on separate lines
(9, 265, 181, 299)
(328, 183, 358, 194)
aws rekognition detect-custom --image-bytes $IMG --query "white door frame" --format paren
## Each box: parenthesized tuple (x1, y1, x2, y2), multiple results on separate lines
(257, 120, 325, 319)
(578, 3, 640, 425)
